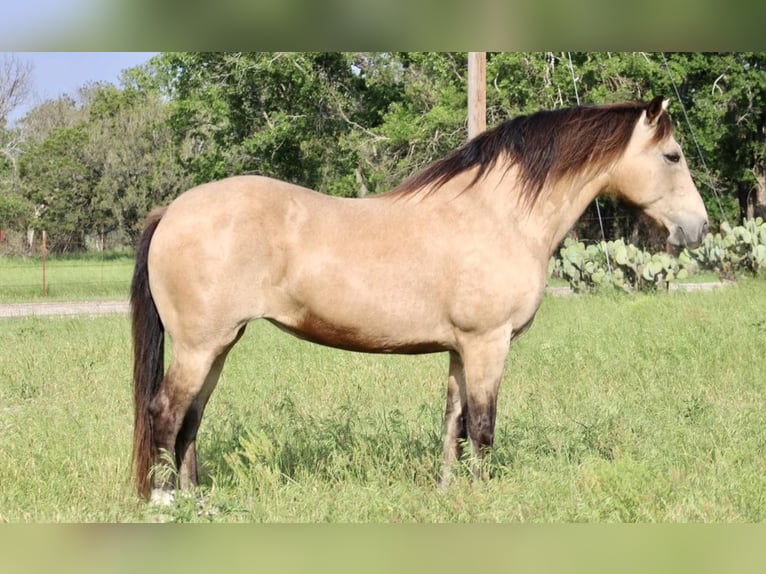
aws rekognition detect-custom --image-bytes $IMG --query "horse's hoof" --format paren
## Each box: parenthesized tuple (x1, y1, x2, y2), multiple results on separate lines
(149, 489, 175, 506)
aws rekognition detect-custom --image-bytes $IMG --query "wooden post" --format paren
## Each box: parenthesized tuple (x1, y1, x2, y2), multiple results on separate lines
(41, 230, 47, 298)
(467, 52, 486, 139)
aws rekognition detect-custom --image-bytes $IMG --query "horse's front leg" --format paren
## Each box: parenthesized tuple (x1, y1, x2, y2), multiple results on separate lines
(457, 328, 511, 480)
(439, 351, 468, 489)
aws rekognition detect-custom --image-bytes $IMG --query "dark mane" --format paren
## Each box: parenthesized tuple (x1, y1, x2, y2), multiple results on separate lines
(387, 100, 672, 205)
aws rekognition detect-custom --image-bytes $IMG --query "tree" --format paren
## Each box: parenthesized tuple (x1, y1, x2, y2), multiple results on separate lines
(81, 82, 192, 243)
(0, 193, 28, 231)
(361, 52, 468, 192)
(19, 124, 98, 251)
(1, 54, 33, 218)
(678, 53, 766, 221)
(15, 84, 192, 251)
(151, 52, 397, 196)
(0, 54, 32, 127)
(18, 95, 84, 144)
(3, 95, 85, 254)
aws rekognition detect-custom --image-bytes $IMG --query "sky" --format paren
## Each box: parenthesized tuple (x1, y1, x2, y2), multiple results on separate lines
(5, 52, 157, 124)
(0, 0, 99, 47)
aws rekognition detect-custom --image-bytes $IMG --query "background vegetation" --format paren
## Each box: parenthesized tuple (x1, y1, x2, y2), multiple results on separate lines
(1, 52, 765, 254)
(556, 217, 766, 292)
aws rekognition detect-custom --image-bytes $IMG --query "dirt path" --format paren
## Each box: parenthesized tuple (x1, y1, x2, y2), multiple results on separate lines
(0, 300, 129, 318)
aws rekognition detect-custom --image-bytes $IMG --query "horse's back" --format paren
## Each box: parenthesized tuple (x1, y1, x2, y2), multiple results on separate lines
(152, 174, 329, 244)
(163, 175, 323, 217)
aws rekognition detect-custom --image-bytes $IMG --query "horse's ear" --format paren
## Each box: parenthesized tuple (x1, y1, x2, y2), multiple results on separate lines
(645, 96, 669, 126)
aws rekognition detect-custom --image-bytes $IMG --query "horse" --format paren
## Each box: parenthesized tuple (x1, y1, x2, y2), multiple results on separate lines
(131, 96, 708, 503)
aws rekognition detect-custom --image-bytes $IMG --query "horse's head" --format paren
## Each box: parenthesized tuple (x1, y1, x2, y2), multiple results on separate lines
(610, 96, 709, 250)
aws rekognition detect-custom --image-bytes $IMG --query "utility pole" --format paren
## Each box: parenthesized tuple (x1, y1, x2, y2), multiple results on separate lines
(467, 52, 486, 139)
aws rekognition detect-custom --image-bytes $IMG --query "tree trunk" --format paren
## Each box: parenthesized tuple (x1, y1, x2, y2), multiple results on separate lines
(26, 227, 34, 258)
(355, 168, 368, 198)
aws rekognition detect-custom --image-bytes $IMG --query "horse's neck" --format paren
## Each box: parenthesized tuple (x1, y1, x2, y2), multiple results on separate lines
(515, 171, 610, 259)
(398, 166, 609, 260)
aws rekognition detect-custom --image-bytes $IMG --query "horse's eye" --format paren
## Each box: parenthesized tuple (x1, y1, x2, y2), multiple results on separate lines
(664, 152, 680, 164)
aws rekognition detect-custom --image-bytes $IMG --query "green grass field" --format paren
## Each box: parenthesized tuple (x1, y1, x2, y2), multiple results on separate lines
(0, 280, 764, 522)
(0, 254, 134, 302)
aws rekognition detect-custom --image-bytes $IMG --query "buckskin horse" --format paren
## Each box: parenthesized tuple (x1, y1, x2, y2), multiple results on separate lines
(131, 97, 708, 503)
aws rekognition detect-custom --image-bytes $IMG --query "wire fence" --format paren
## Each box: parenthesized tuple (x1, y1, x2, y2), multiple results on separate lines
(0, 228, 135, 302)
(0, 256, 135, 302)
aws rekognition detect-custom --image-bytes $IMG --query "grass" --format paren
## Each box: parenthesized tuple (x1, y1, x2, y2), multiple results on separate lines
(0, 280, 764, 522)
(0, 254, 134, 302)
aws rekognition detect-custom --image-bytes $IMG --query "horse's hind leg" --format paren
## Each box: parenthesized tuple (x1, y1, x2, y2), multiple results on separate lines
(147, 349, 211, 503)
(148, 328, 243, 503)
(172, 357, 221, 490)
(174, 327, 246, 490)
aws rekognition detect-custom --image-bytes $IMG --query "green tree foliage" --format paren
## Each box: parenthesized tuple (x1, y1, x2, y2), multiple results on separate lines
(365, 53, 467, 191)
(673, 53, 766, 222)
(0, 193, 28, 230)
(151, 52, 392, 197)
(19, 124, 98, 250)
(0, 128, 28, 230)
(82, 83, 191, 242)
(15, 83, 188, 250)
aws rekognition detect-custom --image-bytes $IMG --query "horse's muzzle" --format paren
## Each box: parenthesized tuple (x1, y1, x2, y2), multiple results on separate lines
(667, 219, 709, 250)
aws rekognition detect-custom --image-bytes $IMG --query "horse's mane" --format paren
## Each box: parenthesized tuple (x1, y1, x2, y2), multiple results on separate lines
(386, 100, 672, 206)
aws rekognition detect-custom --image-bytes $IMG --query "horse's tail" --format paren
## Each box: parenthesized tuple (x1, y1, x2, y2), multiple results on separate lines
(130, 207, 166, 499)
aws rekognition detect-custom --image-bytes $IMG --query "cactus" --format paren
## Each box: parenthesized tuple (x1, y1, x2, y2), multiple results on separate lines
(553, 219, 766, 293)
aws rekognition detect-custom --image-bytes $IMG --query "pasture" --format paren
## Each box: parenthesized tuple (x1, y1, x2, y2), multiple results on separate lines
(0, 254, 134, 303)
(0, 281, 764, 522)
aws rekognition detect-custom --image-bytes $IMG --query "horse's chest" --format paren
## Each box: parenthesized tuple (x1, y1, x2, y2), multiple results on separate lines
(449, 251, 545, 327)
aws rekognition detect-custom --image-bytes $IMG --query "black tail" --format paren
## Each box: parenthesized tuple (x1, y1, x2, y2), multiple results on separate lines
(130, 208, 166, 499)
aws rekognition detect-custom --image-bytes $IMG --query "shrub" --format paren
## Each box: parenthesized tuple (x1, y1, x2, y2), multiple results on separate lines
(556, 238, 691, 293)
(690, 218, 766, 279)
(553, 218, 766, 293)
